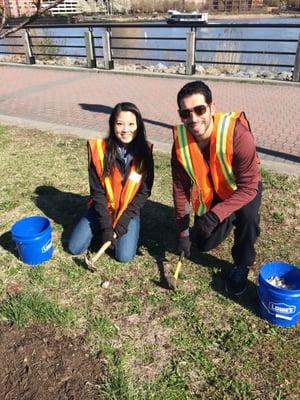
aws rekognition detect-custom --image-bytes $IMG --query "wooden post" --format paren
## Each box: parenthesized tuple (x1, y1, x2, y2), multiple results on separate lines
(293, 35, 300, 82)
(23, 29, 35, 65)
(85, 29, 96, 68)
(102, 28, 114, 70)
(186, 30, 196, 75)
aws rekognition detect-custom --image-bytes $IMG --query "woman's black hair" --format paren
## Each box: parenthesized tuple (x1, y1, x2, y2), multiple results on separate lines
(104, 102, 151, 176)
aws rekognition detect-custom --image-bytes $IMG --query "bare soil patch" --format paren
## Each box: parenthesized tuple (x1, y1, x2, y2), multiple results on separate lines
(0, 323, 106, 400)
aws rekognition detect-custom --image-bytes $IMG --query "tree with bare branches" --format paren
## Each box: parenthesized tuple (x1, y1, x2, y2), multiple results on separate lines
(0, 0, 64, 40)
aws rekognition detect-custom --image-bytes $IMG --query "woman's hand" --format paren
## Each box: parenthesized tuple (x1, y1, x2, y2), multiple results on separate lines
(102, 229, 117, 247)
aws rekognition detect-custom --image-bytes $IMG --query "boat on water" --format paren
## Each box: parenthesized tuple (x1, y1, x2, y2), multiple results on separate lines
(166, 9, 209, 24)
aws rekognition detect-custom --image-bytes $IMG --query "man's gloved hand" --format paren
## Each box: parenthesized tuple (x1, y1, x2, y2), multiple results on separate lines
(102, 229, 117, 247)
(178, 236, 191, 258)
(194, 211, 219, 239)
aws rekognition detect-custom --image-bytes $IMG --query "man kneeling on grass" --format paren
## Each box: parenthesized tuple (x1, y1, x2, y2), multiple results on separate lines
(171, 80, 262, 296)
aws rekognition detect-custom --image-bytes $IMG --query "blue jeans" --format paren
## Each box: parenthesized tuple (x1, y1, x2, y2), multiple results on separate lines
(68, 207, 140, 263)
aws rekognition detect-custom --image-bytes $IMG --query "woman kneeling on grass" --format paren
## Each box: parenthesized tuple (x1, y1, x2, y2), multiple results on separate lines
(68, 102, 154, 262)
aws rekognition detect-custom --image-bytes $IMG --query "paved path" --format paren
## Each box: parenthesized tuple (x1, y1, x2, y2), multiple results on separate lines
(1, 64, 299, 174)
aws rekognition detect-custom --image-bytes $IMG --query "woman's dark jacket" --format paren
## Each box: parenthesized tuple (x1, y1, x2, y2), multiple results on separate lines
(88, 142, 154, 238)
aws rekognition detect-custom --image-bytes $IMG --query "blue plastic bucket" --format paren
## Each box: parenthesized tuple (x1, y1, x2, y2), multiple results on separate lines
(258, 262, 300, 327)
(11, 215, 53, 266)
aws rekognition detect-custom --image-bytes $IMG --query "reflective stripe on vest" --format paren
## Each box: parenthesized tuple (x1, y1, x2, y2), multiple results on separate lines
(174, 112, 248, 215)
(174, 124, 213, 216)
(88, 139, 145, 227)
(211, 112, 239, 199)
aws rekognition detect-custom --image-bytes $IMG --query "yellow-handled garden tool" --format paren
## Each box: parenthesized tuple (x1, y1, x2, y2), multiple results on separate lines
(84, 232, 117, 272)
(163, 251, 184, 291)
(84, 240, 112, 272)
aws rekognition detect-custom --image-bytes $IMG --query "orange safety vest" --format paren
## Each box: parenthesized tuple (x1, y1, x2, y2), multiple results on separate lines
(88, 138, 151, 227)
(173, 112, 251, 216)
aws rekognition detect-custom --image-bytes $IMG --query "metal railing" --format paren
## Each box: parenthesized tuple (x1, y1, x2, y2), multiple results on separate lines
(1, 22, 300, 81)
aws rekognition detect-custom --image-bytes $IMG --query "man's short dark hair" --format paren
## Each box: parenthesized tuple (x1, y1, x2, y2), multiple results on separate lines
(177, 80, 213, 108)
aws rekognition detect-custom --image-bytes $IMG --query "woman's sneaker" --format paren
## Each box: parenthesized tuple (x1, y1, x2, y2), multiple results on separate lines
(225, 265, 250, 296)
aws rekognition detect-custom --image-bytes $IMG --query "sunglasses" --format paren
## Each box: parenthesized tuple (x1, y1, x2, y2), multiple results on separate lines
(178, 104, 209, 120)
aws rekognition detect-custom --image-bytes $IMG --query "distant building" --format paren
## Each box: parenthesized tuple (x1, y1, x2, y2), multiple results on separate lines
(42, 0, 79, 15)
(210, 0, 263, 12)
(77, 0, 107, 14)
(0, 0, 35, 17)
(0, 0, 107, 17)
(252, 0, 264, 8)
(46, 0, 108, 15)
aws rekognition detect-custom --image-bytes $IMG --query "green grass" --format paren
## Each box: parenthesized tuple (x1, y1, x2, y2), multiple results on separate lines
(0, 124, 299, 399)
(87, 313, 118, 337)
(0, 291, 77, 327)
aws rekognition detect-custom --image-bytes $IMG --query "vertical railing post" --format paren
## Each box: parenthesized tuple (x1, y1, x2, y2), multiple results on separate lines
(23, 29, 35, 64)
(186, 28, 196, 75)
(293, 35, 300, 82)
(85, 28, 96, 68)
(102, 27, 114, 70)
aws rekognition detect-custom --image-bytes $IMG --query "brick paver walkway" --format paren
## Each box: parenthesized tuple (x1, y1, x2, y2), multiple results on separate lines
(1, 65, 299, 172)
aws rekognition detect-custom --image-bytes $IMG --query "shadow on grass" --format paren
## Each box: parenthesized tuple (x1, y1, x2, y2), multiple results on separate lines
(210, 263, 259, 317)
(0, 186, 101, 260)
(32, 188, 177, 261)
(33, 185, 88, 251)
(33, 189, 177, 258)
(0, 231, 19, 258)
(139, 200, 257, 311)
(188, 248, 259, 316)
(140, 200, 176, 258)
(31, 188, 259, 313)
(139, 200, 178, 288)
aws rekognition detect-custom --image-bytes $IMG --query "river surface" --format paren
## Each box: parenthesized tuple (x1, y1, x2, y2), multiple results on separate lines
(2, 17, 300, 71)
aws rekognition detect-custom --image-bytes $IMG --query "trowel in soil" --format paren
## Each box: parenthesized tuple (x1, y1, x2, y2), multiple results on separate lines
(163, 251, 184, 291)
(84, 241, 112, 272)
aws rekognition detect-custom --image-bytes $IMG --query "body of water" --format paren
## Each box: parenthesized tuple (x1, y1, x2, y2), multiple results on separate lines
(2, 17, 300, 71)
